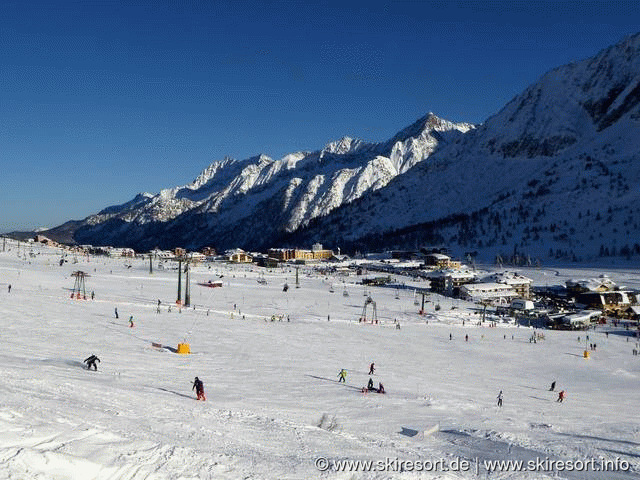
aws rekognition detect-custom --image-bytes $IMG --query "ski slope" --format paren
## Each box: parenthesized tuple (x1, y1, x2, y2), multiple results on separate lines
(0, 241, 638, 479)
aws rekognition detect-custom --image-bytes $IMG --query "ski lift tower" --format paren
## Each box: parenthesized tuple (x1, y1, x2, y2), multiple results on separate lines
(360, 296, 379, 324)
(417, 289, 429, 314)
(70, 271, 90, 299)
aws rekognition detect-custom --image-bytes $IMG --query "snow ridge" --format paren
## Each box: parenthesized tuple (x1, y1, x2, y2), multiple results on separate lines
(63, 113, 471, 250)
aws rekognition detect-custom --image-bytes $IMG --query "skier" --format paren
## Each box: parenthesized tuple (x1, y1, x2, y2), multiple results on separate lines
(369, 362, 375, 375)
(367, 377, 374, 391)
(557, 390, 565, 403)
(114, 307, 119, 319)
(337, 369, 347, 383)
(129, 316, 134, 328)
(449, 333, 453, 340)
(91, 291, 95, 300)
(84, 354, 100, 371)
(550, 380, 556, 391)
(497, 390, 503, 407)
(192, 377, 206, 401)
(465, 334, 469, 342)
(377, 383, 385, 394)
(7, 284, 11, 293)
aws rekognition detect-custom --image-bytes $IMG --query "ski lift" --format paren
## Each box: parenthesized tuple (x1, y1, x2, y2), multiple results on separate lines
(359, 296, 379, 324)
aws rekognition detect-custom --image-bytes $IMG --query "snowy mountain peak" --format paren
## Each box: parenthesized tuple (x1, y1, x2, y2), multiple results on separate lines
(478, 32, 640, 159)
(190, 156, 238, 190)
(321, 136, 367, 156)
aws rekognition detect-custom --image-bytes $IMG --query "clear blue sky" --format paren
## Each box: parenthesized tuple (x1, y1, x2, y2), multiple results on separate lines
(1, 1, 638, 232)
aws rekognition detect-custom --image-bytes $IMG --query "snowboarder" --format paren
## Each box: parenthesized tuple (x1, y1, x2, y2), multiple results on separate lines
(129, 316, 134, 328)
(367, 377, 374, 391)
(84, 354, 100, 371)
(369, 362, 375, 375)
(192, 377, 206, 401)
(557, 390, 565, 403)
(550, 380, 556, 391)
(337, 369, 347, 383)
(114, 307, 119, 319)
(497, 390, 503, 407)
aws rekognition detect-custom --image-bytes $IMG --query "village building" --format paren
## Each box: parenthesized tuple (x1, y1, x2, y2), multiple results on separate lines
(186, 252, 206, 264)
(460, 282, 517, 303)
(267, 244, 334, 262)
(424, 253, 451, 269)
(576, 290, 635, 314)
(151, 249, 175, 260)
(34, 235, 57, 246)
(566, 275, 617, 295)
(226, 248, 252, 263)
(426, 269, 476, 296)
(104, 247, 135, 257)
(489, 272, 533, 299)
(254, 254, 279, 268)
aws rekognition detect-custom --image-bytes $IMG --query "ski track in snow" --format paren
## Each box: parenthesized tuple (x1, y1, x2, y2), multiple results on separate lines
(0, 242, 639, 479)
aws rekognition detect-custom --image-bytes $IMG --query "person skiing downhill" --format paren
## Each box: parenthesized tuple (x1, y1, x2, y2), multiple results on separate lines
(497, 390, 503, 407)
(193, 377, 206, 401)
(337, 369, 347, 383)
(369, 362, 375, 375)
(84, 354, 100, 371)
(129, 316, 134, 328)
(114, 307, 119, 319)
(557, 390, 566, 403)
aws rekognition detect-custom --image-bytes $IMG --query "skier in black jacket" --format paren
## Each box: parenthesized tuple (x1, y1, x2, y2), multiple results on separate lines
(84, 355, 100, 371)
(193, 377, 206, 401)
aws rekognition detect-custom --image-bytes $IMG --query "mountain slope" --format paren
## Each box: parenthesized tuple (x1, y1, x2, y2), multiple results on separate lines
(48, 114, 472, 251)
(284, 33, 640, 261)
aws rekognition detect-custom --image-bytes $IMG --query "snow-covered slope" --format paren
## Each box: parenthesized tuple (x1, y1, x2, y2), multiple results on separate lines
(287, 32, 640, 262)
(1, 241, 639, 479)
(47, 114, 471, 251)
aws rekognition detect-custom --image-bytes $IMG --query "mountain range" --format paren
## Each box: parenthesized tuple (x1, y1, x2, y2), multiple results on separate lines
(42, 32, 640, 262)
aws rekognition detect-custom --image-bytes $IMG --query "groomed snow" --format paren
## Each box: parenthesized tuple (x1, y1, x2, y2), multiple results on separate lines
(0, 241, 638, 479)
